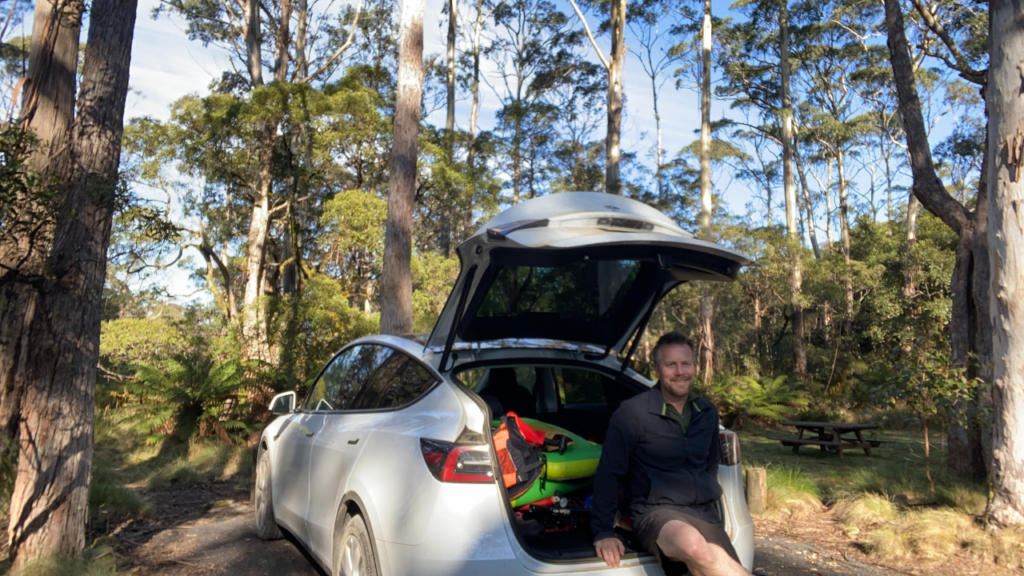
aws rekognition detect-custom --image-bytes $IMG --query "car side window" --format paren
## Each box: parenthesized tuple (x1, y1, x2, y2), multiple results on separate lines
(555, 367, 607, 406)
(303, 345, 393, 411)
(353, 350, 438, 410)
(302, 347, 357, 411)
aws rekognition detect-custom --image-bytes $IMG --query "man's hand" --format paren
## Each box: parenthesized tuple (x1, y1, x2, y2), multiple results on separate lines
(595, 537, 626, 567)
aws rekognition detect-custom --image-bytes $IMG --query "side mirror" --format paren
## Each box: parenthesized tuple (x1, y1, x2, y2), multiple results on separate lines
(269, 391, 296, 416)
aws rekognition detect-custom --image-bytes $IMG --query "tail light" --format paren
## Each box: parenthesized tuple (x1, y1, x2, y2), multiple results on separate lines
(720, 430, 740, 466)
(420, 438, 494, 483)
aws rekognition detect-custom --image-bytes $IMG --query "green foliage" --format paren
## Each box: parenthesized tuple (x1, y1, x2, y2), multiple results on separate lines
(412, 252, 461, 333)
(102, 308, 246, 443)
(702, 375, 810, 427)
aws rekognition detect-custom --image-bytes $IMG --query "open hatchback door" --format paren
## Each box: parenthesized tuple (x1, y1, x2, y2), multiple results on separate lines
(427, 192, 753, 370)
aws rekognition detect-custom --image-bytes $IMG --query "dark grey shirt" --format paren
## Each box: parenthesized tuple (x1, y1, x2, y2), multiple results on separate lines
(591, 383, 722, 543)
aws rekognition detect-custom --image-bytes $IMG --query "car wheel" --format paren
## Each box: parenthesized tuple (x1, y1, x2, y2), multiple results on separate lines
(333, 513, 378, 576)
(254, 448, 283, 540)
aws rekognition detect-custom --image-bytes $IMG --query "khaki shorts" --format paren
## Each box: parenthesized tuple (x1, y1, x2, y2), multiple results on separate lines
(633, 506, 740, 575)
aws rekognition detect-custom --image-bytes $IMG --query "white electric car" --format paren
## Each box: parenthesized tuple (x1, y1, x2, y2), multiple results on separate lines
(253, 192, 755, 576)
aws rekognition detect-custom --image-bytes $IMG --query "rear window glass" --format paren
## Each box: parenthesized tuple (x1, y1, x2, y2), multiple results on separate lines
(462, 259, 657, 345)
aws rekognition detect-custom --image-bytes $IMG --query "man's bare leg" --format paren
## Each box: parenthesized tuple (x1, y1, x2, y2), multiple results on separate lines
(655, 520, 751, 576)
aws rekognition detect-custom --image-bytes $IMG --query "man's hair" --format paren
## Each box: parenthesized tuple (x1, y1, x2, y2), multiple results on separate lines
(652, 332, 696, 365)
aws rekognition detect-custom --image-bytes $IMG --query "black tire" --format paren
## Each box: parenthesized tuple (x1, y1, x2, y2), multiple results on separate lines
(333, 513, 378, 576)
(254, 448, 283, 540)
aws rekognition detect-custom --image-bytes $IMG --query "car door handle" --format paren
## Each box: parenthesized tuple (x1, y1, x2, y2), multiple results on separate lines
(347, 438, 359, 445)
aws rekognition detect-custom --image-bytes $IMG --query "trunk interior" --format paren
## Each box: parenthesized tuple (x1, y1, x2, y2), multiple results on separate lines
(454, 361, 653, 561)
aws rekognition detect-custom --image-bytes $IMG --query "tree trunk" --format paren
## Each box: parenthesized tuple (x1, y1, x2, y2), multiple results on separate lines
(699, 0, 712, 228)
(837, 149, 854, 331)
(294, 0, 309, 79)
(605, 0, 625, 195)
(0, 0, 84, 494)
(274, 0, 292, 82)
(695, 0, 715, 383)
(652, 70, 663, 198)
(794, 141, 821, 259)
(446, 0, 457, 133)
(904, 192, 919, 302)
(884, 0, 991, 479)
(245, 0, 263, 85)
(380, 0, 424, 335)
(780, 0, 805, 379)
(465, 0, 482, 236)
(985, 0, 1024, 525)
(7, 0, 137, 566)
(241, 135, 274, 367)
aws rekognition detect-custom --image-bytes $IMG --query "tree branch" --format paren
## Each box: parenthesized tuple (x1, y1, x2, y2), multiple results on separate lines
(908, 0, 986, 86)
(883, 0, 971, 236)
(301, 0, 364, 83)
(566, 0, 609, 70)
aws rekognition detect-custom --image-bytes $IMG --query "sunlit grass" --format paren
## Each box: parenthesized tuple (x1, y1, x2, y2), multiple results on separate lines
(737, 423, 1024, 569)
(1, 546, 118, 576)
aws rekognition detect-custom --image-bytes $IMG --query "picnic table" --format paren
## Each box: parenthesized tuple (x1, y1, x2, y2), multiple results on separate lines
(769, 421, 889, 458)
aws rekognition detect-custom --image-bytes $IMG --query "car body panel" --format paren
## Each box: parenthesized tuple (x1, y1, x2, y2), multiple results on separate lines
(306, 410, 393, 561)
(271, 412, 324, 541)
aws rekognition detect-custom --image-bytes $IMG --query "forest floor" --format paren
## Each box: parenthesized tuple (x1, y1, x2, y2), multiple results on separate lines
(96, 481, 908, 576)
(3, 425, 1021, 575)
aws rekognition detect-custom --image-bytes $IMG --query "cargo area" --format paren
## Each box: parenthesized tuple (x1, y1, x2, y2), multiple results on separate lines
(454, 363, 652, 561)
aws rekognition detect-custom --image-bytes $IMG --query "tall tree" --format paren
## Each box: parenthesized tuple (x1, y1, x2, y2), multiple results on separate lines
(698, 0, 715, 383)
(380, 0, 425, 335)
(985, 0, 1024, 527)
(6, 0, 138, 566)
(0, 0, 83, 495)
(779, 0, 805, 378)
(884, 0, 991, 478)
(568, 0, 626, 194)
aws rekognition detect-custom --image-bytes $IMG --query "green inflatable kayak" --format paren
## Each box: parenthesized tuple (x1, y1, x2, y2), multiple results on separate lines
(520, 418, 603, 480)
(492, 417, 603, 507)
(510, 477, 593, 508)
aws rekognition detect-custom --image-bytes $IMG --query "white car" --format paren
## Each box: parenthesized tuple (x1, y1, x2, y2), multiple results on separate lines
(253, 192, 755, 576)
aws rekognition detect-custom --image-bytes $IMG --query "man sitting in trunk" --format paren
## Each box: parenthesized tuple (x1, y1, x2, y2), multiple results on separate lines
(592, 332, 751, 576)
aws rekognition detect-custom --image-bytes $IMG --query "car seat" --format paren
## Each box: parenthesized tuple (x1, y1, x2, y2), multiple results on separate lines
(481, 367, 535, 418)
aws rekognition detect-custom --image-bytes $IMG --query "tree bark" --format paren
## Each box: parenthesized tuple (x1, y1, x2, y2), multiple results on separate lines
(793, 139, 821, 259)
(446, 0, 457, 134)
(274, 0, 292, 82)
(698, 0, 714, 383)
(985, 0, 1024, 526)
(0, 0, 84, 493)
(605, 0, 625, 195)
(246, 0, 263, 86)
(780, 0, 805, 379)
(7, 0, 137, 566)
(464, 0, 483, 237)
(884, 0, 991, 478)
(380, 0, 424, 335)
(837, 149, 854, 331)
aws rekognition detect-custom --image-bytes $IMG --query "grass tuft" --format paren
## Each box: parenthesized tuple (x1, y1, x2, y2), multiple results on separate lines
(832, 494, 898, 537)
(763, 465, 822, 518)
(4, 547, 118, 576)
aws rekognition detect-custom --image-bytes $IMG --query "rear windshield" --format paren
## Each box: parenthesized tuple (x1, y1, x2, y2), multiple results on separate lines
(461, 259, 658, 346)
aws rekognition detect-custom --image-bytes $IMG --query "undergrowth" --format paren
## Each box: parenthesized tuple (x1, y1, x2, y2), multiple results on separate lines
(0, 545, 118, 576)
(740, 426, 1024, 570)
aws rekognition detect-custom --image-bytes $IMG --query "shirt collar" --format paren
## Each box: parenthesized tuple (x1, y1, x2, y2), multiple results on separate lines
(650, 383, 700, 415)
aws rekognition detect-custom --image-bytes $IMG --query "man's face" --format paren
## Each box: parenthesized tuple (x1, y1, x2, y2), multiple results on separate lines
(654, 343, 697, 399)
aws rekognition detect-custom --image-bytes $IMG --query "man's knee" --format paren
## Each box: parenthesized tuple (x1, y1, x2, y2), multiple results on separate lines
(657, 520, 714, 566)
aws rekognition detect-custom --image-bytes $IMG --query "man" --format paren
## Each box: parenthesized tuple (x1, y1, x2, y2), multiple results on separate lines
(592, 332, 751, 576)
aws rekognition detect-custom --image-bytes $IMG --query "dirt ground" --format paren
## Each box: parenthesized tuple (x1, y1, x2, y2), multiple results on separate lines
(98, 482, 979, 576)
